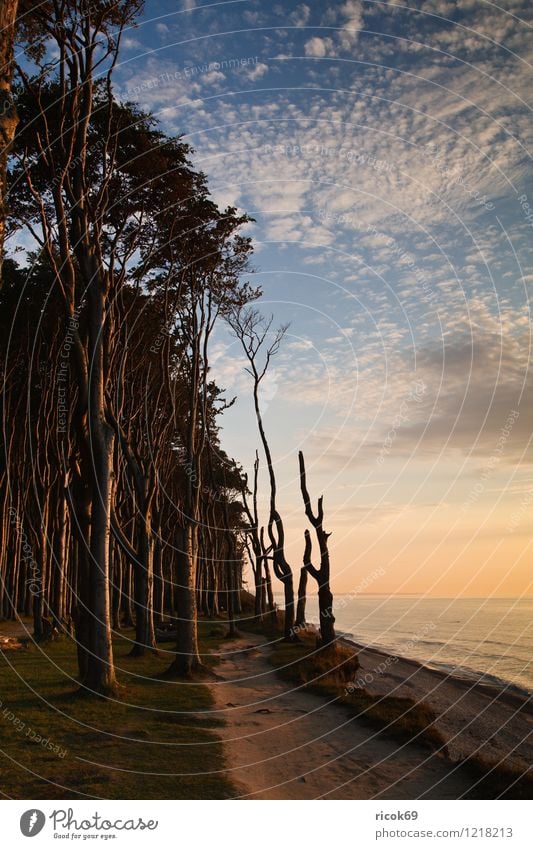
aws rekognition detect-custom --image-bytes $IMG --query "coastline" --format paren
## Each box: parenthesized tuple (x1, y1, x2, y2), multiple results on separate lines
(337, 633, 533, 775)
(208, 627, 532, 798)
(339, 630, 532, 699)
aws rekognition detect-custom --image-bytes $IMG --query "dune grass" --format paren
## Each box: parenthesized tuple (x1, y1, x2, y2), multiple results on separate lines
(267, 630, 533, 799)
(269, 632, 448, 754)
(0, 623, 233, 800)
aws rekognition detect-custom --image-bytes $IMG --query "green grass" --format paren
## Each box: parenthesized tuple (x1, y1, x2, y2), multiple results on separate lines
(0, 624, 234, 800)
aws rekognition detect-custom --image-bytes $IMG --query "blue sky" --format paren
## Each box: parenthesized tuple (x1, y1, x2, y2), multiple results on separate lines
(111, 0, 533, 596)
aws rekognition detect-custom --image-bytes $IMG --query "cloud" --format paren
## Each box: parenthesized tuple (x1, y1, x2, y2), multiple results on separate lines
(302, 296, 532, 472)
(114, 0, 533, 482)
(304, 36, 331, 57)
(290, 4, 311, 27)
(304, 0, 363, 58)
(246, 61, 269, 80)
(338, 0, 364, 48)
(122, 36, 142, 50)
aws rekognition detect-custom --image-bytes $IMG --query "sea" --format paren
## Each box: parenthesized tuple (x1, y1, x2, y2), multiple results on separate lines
(291, 595, 533, 696)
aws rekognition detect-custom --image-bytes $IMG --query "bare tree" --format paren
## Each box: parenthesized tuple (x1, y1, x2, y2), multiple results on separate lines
(229, 308, 297, 639)
(241, 451, 270, 621)
(294, 563, 308, 631)
(299, 450, 336, 648)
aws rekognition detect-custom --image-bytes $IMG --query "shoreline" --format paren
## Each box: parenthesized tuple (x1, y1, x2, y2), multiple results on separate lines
(338, 632, 533, 702)
(209, 629, 532, 799)
(334, 633, 532, 775)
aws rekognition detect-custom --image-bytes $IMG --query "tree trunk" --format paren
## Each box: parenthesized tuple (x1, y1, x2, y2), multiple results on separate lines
(130, 514, 157, 656)
(168, 524, 201, 676)
(84, 423, 116, 692)
(263, 556, 276, 625)
(83, 281, 116, 693)
(295, 566, 307, 630)
(281, 575, 295, 640)
(112, 547, 122, 631)
(318, 585, 335, 646)
(153, 534, 164, 625)
(69, 475, 92, 682)
(253, 557, 263, 620)
(226, 560, 237, 637)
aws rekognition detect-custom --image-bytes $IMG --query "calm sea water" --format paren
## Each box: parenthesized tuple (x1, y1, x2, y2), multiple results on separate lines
(293, 595, 533, 695)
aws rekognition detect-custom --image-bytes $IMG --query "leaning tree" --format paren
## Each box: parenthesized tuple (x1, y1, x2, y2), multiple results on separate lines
(228, 308, 298, 640)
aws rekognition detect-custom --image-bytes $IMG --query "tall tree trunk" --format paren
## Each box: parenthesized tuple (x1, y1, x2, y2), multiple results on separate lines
(280, 575, 295, 640)
(83, 281, 116, 693)
(169, 524, 201, 676)
(130, 513, 157, 656)
(112, 548, 122, 631)
(52, 485, 68, 626)
(153, 533, 163, 625)
(68, 469, 92, 682)
(253, 556, 263, 620)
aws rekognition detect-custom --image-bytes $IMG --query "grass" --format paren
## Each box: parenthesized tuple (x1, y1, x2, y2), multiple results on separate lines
(0, 622, 234, 800)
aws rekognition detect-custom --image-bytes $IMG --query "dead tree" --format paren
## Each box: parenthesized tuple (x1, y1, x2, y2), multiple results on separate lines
(299, 451, 336, 647)
(229, 308, 296, 638)
(260, 526, 276, 625)
(268, 509, 296, 640)
(295, 565, 308, 631)
(241, 451, 268, 620)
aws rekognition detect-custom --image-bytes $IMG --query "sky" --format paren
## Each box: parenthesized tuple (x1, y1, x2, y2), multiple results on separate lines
(112, 0, 533, 597)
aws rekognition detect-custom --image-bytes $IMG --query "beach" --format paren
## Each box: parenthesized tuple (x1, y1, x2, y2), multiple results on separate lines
(347, 638, 533, 775)
(210, 633, 533, 799)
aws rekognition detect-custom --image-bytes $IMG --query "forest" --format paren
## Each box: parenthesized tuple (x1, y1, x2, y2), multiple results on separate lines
(0, 0, 335, 695)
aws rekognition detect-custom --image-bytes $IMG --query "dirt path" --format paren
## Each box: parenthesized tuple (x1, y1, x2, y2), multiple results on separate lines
(210, 635, 474, 800)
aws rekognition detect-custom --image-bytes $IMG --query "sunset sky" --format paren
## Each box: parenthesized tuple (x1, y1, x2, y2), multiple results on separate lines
(113, 0, 533, 597)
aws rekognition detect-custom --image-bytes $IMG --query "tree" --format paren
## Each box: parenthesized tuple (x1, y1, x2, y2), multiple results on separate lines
(299, 450, 336, 648)
(228, 308, 297, 640)
(163, 207, 256, 676)
(2, 0, 260, 695)
(11, 0, 143, 693)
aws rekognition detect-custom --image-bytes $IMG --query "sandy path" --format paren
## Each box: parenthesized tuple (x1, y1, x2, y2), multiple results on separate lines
(211, 635, 474, 800)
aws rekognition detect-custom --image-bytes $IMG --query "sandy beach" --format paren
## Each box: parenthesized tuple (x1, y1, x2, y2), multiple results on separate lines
(210, 633, 533, 800)
(350, 639, 533, 775)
